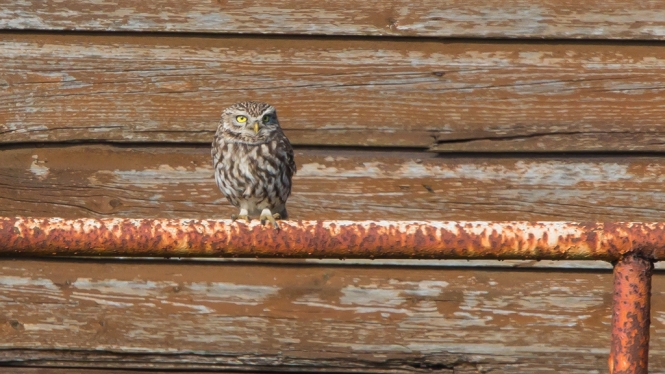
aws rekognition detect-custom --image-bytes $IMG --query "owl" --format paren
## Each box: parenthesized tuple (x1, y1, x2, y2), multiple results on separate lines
(212, 101, 296, 229)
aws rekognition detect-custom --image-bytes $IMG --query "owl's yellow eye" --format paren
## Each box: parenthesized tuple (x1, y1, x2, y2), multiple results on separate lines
(262, 115, 271, 123)
(236, 115, 247, 123)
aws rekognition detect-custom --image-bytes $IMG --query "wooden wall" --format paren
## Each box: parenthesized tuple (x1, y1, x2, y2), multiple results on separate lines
(2, 2, 665, 372)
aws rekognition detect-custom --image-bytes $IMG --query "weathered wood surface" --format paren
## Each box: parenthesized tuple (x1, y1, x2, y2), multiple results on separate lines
(4, 35, 665, 151)
(3, 1, 665, 40)
(2, 259, 665, 373)
(2, 145, 665, 221)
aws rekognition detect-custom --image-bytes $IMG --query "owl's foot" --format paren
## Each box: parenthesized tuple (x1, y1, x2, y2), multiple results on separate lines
(231, 209, 251, 223)
(232, 214, 250, 222)
(260, 209, 281, 230)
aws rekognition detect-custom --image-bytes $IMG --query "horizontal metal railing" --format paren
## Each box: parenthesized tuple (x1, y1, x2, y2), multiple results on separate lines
(0, 217, 657, 374)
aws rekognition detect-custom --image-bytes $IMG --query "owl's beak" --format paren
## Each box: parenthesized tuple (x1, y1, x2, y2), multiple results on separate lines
(253, 122, 260, 134)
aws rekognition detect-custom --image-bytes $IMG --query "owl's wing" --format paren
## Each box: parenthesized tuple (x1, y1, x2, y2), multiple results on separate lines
(281, 134, 297, 176)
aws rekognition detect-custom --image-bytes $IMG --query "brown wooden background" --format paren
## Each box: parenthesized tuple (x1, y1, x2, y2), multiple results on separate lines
(2, 1, 665, 372)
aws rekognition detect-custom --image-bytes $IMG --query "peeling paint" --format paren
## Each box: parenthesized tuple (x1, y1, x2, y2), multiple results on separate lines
(28, 157, 49, 181)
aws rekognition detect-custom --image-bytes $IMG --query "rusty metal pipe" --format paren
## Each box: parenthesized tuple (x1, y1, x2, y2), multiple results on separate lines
(609, 254, 653, 374)
(0, 217, 658, 373)
(1, 217, 665, 260)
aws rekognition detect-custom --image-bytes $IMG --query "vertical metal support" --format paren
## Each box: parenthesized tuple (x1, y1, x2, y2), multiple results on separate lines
(609, 253, 653, 374)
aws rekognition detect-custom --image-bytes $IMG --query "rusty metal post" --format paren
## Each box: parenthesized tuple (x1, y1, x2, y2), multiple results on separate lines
(609, 253, 653, 374)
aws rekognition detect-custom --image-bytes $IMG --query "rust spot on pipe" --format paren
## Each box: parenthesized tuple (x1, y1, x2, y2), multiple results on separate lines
(609, 253, 652, 374)
(1, 217, 665, 260)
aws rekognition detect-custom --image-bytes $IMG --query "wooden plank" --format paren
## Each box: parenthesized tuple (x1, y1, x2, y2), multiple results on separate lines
(3, 1, 665, 40)
(3, 259, 665, 372)
(2, 145, 665, 221)
(3, 35, 665, 151)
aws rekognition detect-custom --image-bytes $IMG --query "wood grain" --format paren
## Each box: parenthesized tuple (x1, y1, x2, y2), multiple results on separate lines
(2, 145, 665, 221)
(3, 259, 665, 372)
(3, 1, 665, 40)
(4, 35, 665, 151)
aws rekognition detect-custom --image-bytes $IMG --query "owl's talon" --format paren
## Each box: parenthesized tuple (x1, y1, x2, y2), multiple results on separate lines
(260, 212, 281, 230)
(232, 214, 250, 223)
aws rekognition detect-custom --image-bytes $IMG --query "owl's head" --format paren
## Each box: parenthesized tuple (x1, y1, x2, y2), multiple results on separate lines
(219, 101, 281, 143)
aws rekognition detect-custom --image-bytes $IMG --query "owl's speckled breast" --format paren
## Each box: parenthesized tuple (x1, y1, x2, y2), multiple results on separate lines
(212, 136, 294, 218)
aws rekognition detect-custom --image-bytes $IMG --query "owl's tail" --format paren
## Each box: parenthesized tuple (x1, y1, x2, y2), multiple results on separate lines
(278, 207, 288, 219)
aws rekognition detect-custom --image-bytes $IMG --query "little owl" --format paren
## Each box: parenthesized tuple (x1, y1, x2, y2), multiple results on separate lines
(212, 101, 296, 229)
